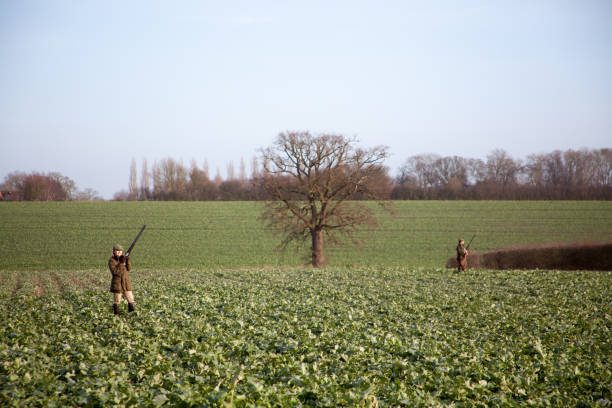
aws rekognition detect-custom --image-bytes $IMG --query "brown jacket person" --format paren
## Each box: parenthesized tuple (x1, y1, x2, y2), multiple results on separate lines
(109, 244, 135, 314)
(456, 239, 469, 272)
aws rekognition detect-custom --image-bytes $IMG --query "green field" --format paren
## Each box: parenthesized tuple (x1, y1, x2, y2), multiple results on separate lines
(1, 201, 611, 270)
(0, 201, 611, 406)
(1, 268, 610, 406)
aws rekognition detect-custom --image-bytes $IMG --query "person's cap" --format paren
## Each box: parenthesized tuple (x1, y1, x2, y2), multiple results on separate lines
(113, 244, 124, 251)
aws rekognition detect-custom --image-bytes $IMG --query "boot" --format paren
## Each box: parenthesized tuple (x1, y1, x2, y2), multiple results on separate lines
(128, 302, 135, 313)
(113, 304, 120, 315)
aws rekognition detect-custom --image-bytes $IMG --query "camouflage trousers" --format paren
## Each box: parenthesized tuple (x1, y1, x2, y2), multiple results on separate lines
(457, 257, 467, 272)
(113, 291, 135, 304)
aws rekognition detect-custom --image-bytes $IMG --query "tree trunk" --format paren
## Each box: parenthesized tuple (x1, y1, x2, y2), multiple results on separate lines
(311, 228, 324, 267)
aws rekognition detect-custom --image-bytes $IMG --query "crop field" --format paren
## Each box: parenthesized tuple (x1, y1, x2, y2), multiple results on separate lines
(0, 201, 611, 406)
(1, 201, 611, 270)
(1, 267, 610, 406)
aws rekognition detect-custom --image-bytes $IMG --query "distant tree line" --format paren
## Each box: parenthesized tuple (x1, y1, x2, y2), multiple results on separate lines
(116, 148, 612, 201)
(393, 148, 612, 200)
(114, 157, 267, 201)
(2, 148, 610, 201)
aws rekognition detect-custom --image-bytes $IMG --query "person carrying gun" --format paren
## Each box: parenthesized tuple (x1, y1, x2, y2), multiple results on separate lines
(109, 225, 145, 315)
(456, 235, 475, 272)
(109, 244, 135, 315)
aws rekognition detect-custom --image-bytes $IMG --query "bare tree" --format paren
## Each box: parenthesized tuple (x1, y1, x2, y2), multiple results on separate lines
(128, 158, 138, 201)
(435, 156, 468, 187)
(466, 158, 487, 185)
(189, 159, 216, 200)
(399, 154, 441, 188)
(214, 168, 223, 186)
(544, 150, 566, 186)
(152, 161, 162, 198)
(525, 153, 546, 186)
(1, 171, 26, 190)
(203, 159, 210, 178)
(260, 131, 391, 267)
(251, 156, 260, 179)
(595, 149, 612, 185)
(486, 149, 521, 185)
(48, 172, 76, 200)
(563, 149, 600, 186)
(22, 173, 69, 201)
(227, 161, 235, 181)
(159, 158, 188, 199)
(140, 158, 151, 200)
(74, 188, 103, 201)
(113, 190, 130, 201)
(239, 157, 247, 183)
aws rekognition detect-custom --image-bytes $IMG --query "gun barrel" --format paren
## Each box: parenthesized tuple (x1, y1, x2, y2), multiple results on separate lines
(466, 234, 476, 250)
(125, 225, 146, 256)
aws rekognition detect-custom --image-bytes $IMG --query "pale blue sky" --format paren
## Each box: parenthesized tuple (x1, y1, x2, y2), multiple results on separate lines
(1, 0, 611, 198)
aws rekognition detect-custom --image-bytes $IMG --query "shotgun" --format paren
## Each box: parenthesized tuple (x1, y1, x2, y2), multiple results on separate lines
(125, 225, 146, 258)
(465, 234, 476, 250)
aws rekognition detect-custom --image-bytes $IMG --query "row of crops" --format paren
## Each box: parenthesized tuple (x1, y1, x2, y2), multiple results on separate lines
(1, 201, 610, 405)
(1, 201, 611, 270)
(1, 267, 610, 406)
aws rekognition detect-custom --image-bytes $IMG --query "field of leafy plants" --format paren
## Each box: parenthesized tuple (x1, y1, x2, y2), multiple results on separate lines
(1, 267, 610, 406)
(0, 201, 611, 406)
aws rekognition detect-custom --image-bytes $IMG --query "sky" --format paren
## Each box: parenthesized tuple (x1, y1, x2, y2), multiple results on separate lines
(1, 0, 611, 199)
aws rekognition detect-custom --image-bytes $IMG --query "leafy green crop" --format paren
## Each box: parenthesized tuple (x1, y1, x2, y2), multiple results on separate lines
(1, 201, 610, 405)
(1, 268, 610, 406)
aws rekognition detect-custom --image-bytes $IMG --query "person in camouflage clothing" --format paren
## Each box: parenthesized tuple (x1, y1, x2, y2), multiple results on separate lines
(109, 244, 135, 315)
(456, 238, 469, 272)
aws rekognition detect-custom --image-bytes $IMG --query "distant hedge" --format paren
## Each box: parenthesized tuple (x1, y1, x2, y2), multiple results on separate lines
(447, 242, 612, 271)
